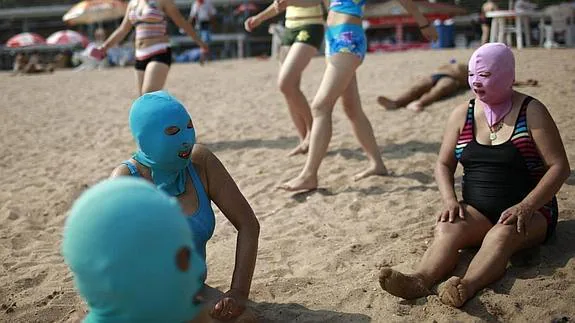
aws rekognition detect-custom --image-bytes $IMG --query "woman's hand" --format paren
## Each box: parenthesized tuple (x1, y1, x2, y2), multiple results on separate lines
(419, 25, 438, 41)
(437, 199, 464, 223)
(499, 202, 535, 235)
(244, 16, 261, 32)
(210, 289, 247, 321)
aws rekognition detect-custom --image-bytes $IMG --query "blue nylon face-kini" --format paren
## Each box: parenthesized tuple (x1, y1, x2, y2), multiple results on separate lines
(62, 177, 206, 323)
(129, 91, 196, 196)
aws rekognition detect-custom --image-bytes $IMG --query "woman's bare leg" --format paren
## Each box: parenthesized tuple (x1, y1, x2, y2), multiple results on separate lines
(439, 212, 548, 307)
(407, 78, 460, 112)
(378, 76, 434, 110)
(278, 53, 360, 191)
(481, 25, 491, 45)
(141, 62, 170, 94)
(379, 205, 493, 300)
(277, 43, 317, 156)
(135, 70, 145, 96)
(340, 75, 387, 180)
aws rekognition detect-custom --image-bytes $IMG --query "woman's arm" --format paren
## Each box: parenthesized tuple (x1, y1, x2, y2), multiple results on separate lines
(434, 103, 468, 205)
(256, 3, 284, 24)
(198, 145, 259, 318)
(245, 3, 283, 32)
(161, 0, 208, 50)
(397, 0, 429, 26)
(110, 165, 132, 178)
(397, 0, 437, 40)
(521, 99, 571, 210)
(101, 6, 133, 51)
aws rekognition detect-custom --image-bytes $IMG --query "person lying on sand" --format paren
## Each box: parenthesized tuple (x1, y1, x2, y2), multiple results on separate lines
(377, 60, 468, 112)
(12, 52, 54, 75)
(110, 91, 260, 321)
(378, 43, 570, 308)
(62, 177, 207, 322)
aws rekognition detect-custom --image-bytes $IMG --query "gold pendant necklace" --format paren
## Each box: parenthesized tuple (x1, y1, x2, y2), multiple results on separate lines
(489, 122, 504, 141)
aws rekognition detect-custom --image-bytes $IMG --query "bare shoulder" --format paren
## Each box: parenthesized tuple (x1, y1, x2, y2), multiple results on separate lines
(525, 96, 554, 128)
(448, 101, 472, 131)
(191, 144, 219, 183)
(110, 164, 132, 178)
(191, 143, 215, 165)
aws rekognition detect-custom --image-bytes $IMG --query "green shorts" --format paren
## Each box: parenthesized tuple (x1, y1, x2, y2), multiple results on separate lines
(281, 24, 324, 50)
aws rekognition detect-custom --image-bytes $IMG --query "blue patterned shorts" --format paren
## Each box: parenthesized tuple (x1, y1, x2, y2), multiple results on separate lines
(325, 23, 367, 61)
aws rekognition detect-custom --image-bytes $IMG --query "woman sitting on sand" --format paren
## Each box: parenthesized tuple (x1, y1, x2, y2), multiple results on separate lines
(377, 61, 468, 112)
(379, 43, 570, 307)
(93, 0, 208, 95)
(110, 91, 260, 321)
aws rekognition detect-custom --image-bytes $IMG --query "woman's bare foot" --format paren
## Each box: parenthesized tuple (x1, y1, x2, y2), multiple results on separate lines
(438, 276, 469, 308)
(377, 96, 400, 110)
(353, 164, 388, 181)
(288, 142, 309, 156)
(277, 173, 318, 192)
(379, 268, 431, 300)
(406, 101, 424, 112)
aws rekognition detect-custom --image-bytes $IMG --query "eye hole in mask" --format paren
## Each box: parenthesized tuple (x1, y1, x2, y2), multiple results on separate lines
(175, 246, 190, 271)
(165, 126, 181, 136)
(187, 119, 193, 129)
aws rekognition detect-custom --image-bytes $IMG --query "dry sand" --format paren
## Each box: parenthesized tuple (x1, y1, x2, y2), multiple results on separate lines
(1, 48, 574, 323)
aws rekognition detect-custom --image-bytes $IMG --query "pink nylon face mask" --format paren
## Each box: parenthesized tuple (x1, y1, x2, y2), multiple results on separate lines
(468, 43, 515, 126)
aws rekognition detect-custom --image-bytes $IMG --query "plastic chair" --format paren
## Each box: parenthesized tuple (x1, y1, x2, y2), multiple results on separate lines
(540, 4, 575, 48)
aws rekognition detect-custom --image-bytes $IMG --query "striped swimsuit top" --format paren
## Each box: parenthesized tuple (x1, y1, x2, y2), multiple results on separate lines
(455, 97, 556, 225)
(128, 0, 167, 40)
(455, 97, 545, 180)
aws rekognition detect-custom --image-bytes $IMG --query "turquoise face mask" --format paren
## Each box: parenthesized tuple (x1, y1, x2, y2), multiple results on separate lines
(62, 177, 205, 323)
(129, 91, 196, 196)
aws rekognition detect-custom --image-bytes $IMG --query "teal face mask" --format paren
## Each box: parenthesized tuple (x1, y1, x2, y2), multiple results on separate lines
(129, 91, 196, 196)
(62, 177, 206, 323)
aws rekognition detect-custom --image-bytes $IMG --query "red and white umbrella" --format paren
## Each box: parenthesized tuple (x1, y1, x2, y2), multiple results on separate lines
(5, 32, 46, 48)
(63, 0, 127, 25)
(47, 30, 89, 47)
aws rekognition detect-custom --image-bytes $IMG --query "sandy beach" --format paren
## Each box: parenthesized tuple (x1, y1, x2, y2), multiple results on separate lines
(1, 48, 574, 323)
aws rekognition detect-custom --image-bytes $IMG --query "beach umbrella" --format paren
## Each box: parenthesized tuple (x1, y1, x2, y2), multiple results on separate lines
(5, 32, 46, 48)
(47, 30, 90, 47)
(63, 0, 127, 25)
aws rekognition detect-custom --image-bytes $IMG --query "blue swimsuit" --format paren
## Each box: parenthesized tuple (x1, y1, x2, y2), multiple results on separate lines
(122, 160, 216, 263)
(325, 0, 367, 61)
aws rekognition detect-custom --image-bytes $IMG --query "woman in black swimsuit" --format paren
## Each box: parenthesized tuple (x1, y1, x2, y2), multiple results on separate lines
(378, 43, 570, 308)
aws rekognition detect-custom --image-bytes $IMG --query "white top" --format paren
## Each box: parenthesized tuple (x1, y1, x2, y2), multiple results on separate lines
(189, 0, 216, 22)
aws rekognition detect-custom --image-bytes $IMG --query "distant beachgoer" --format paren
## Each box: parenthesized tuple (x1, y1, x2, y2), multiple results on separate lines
(480, 1, 498, 44)
(188, 0, 216, 44)
(377, 61, 469, 112)
(93, 0, 209, 95)
(12, 52, 54, 75)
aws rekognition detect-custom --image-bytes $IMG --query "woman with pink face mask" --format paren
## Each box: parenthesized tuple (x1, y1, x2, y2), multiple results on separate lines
(378, 43, 570, 307)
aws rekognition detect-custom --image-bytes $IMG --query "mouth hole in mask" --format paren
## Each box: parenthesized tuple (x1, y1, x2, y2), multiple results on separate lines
(175, 246, 190, 272)
(165, 126, 181, 136)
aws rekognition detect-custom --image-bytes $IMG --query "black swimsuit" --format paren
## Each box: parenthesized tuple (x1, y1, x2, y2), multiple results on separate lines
(455, 97, 558, 241)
